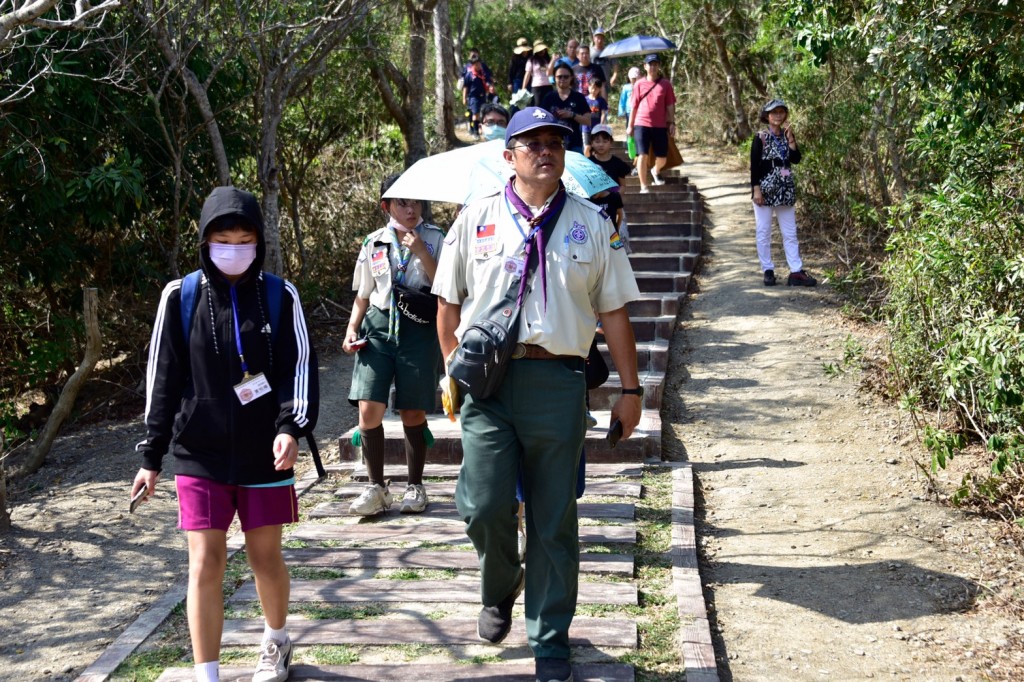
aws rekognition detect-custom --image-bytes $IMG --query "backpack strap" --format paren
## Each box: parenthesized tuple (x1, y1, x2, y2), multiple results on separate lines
(261, 272, 284, 346)
(179, 270, 203, 342)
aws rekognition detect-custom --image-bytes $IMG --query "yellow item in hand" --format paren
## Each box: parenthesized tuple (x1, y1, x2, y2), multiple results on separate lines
(440, 374, 460, 421)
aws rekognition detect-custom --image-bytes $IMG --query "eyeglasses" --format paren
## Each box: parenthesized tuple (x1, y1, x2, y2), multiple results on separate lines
(482, 118, 505, 126)
(511, 139, 566, 154)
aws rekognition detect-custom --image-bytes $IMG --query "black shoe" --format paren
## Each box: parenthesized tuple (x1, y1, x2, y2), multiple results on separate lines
(787, 270, 817, 287)
(536, 657, 574, 682)
(477, 570, 525, 643)
(763, 269, 777, 286)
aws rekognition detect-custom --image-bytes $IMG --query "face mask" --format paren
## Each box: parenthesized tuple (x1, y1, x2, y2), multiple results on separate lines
(208, 243, 256, 276)
(482, 124, 507, 141)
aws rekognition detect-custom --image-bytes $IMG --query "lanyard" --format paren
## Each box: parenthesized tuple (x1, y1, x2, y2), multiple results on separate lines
(229, 285, 249, 378)
(503, 194, 545, 250)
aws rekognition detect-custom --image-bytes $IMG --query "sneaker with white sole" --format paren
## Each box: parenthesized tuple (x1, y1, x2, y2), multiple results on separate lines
(399, 483, 429, 513)
(651, 172, 665, 186)
(348, 482, 392, 516)
(253, 637, 292, 682)
(639, 186, 650, 194)
(518, 529, 527, 562)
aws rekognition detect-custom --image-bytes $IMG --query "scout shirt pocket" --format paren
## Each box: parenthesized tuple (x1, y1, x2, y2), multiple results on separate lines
(470, 223, 507, 291)
(369, 244, 392, 290)
(563, 223, 597, 294)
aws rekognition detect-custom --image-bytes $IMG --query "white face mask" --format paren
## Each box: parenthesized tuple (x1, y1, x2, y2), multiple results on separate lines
(482, 124, 507, 141)
(208, 243, 257, 276)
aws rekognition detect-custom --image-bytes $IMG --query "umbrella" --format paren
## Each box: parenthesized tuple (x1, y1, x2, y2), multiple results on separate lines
(598, 35, 677, 59)
(382, 139, 617, 205)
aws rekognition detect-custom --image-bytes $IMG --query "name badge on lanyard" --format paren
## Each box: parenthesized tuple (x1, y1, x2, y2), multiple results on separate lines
(234, 372, 272, 405)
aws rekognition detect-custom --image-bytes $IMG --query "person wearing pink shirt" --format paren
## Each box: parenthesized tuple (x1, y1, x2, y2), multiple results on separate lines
(625, 54, 677, 194)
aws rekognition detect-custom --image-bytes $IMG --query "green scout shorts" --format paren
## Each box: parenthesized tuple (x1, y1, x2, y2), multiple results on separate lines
(348, 305, 442, 410)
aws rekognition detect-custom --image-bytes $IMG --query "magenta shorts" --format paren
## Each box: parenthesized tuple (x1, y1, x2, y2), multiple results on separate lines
(176, 475, 299, 532)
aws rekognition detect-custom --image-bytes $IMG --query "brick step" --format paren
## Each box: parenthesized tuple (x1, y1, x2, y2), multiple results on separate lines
(627, 294, 682, 317)
(621, 186, 697, 202)
(632, 270, 692, 293)
(339, 413, 660, 464)
(621, 313, 675, 342)
(323, 462, 644, 479)
(280, 547, 635, 575)
(218, 616, 637, 648)
(588, 373, 664, 412)
(157, 662, 635, 681)
(287, 521, 637, 545)
(333, 479, 642, 499)
(629, 250, 699, 270)
(620, 175, 689, 188)
(624, 222, 701, 238)
(625, 201, 702, 216)
(626, 234, 703, 253)
(310, 500, 635, 521)
(229, 578, 637, 605)
(595, 338, 670, 373)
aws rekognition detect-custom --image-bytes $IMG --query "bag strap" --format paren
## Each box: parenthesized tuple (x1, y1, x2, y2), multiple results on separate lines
(634, 77, 661, 115)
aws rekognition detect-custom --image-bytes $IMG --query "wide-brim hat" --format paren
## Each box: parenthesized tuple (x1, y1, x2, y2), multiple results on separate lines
(532, 39, 548, 53)
(514, 37, 531, 54)
(759, 98, 788, 123)
(505, 106, 572, 145)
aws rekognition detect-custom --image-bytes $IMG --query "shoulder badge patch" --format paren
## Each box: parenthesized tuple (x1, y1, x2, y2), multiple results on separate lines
(569, 221, 588, 244)
(609, 231, 625, 250)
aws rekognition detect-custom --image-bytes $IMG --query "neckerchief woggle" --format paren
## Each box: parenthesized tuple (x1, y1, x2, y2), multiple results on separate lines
(387, 216, 424, 342)
(503, 179, 568, 311)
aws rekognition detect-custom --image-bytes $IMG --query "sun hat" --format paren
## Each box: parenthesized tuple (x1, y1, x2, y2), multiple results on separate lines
(514, 38, 531, 54)
(532, 39, 548, 53)
(505, 106, 572, 145)
(591, 124, 614, 139)
(627, 66, 640, 79)
(644, 53, 661, 64)
(759, 98, 788, 123)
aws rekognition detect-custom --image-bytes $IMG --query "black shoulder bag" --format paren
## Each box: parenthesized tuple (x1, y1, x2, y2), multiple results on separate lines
(447, 197, 566, 401)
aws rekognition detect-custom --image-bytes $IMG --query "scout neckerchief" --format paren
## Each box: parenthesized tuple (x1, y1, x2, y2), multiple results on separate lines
(387, 216, 424, 342)
(503, 179, 568, 311)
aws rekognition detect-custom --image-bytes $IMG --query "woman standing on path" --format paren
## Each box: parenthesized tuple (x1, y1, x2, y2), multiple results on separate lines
(626, 54, 676, 194)
(750, 99, 817, 287)
(343, 174, 445, 516)
(541, 63, 591, 154)
(132, 186, 319, 682)
(524, 40, 553, 107)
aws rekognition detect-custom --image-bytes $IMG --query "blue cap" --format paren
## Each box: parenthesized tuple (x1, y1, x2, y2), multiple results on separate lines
(504, 106, 572, 145)
(644, 53, 661, 64)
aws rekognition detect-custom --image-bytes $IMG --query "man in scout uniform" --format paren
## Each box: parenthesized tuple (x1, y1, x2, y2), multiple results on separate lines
(432, 107, 643, 682)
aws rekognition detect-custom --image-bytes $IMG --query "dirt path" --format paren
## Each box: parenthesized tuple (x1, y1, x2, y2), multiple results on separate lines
(666, 146, 1022, 681)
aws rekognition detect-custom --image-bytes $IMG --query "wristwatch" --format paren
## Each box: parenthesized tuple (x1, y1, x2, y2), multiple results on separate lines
(621, 386, 644, 398)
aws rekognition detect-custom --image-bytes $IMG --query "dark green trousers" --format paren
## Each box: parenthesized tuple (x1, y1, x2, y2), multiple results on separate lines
(456, 356, 586, 659)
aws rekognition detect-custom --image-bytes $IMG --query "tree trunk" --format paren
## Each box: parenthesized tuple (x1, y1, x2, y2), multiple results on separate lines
(404, 4, 432, 166)
(704, 4, 751, 143)
(8, 288, 102, 480)
(885, 86, 908, 200)
(868, 90, 893, 207)
(260, 63, 286, 275)
(453, 0, 474, 69)
(433, 0, 460, 149)
(0, 466, 9, 531)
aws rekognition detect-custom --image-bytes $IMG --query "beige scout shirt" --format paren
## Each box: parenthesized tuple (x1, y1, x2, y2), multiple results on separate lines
(352, 223, 446, 311)
(432, 191, 640, 358)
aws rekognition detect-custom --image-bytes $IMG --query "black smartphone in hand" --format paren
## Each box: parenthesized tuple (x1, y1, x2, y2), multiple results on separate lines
(130, 487, 148, 514)
(607, 419, 623, 448)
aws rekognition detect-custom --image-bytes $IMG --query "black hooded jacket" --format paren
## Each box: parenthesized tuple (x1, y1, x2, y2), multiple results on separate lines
(137, 187, 319, 485)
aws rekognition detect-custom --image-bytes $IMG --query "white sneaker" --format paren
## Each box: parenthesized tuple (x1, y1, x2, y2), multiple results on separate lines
(253, 637, 292, 682)
(639, 186, 650, 194)
(585, 411, 598, 429)
(349, 482, 392, 516)
(651, 172, 665, 186)
(518, 529, 527, 562)
(399, 483, 429, 513)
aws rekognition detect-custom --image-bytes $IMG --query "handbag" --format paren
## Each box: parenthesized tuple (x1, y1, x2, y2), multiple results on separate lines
(584, 337, 609, 390)
(646, 136, 684, 171)
(392, 282, 438, 325)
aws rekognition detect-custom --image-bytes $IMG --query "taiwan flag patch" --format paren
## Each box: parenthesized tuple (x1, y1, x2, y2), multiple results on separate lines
(609, 231, 625, 250)
(476, 224, 495, 239)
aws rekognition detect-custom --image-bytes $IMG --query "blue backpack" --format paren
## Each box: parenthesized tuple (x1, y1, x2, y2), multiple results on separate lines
(177, 270, 325, 477)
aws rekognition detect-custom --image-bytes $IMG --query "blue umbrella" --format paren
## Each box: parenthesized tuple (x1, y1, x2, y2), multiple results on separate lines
(598, 35, 677, 59)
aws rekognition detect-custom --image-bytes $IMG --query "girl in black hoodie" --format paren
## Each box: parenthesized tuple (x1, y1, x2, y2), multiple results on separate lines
(131, 187, 319, 682)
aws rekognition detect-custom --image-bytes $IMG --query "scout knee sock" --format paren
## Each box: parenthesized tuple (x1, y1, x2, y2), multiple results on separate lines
(359, 424, 386, 485)
(403, 421, 430, 485)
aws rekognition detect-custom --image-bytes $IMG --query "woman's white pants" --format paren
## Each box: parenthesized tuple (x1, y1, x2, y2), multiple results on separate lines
(753, 202, 802, 272)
